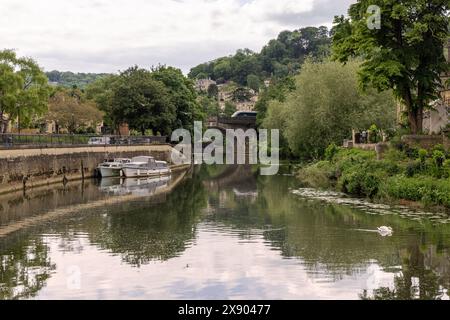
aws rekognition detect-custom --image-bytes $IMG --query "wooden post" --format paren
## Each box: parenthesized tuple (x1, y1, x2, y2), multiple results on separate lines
(81, 160, 85, 181)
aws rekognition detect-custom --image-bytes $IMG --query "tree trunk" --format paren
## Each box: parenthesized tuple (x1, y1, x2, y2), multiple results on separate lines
(0, 117, 9, 134)
(401, 84, 423, 135)
(408, 107, 423, 134)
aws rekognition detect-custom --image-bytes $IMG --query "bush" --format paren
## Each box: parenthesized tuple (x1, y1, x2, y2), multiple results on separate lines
(444, 160, 450, 178)
(384, 148, 407, 162)
(418, 149, 428, 163)
(339, 166, 381, 198)
(444, 159, 450, 169)
(432, 150, 445, 168)
(405, 161, 423, 177)
(383, 176, 450, 207)
(432, 144, 446, 154)
(324, 143, 339, 161)
(368, 124, 379, 143)
(297, 147, 450, 208)
(297, 161, 335, 188)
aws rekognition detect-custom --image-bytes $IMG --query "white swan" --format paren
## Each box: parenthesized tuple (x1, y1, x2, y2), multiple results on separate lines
(377, 226, 393, 236)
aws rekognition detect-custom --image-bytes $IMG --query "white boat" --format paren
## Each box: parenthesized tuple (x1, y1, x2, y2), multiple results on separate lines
(121, 156, 171, 178)
(98, 158, 131, 177)
(99, 176, 170, 196)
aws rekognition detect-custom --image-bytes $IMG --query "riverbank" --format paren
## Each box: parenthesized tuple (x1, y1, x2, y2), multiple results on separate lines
(297, 145, 450, 211)
(0, 145, 178, 195)
(0, 168, 190, 238)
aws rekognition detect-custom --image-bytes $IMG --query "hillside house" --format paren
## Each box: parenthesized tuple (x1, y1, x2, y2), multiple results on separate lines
(217, 83, 259, 112)
(195, 78, 216, 92)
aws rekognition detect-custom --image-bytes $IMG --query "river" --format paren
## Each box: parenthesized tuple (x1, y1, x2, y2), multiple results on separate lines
(0, 165, 449, 300)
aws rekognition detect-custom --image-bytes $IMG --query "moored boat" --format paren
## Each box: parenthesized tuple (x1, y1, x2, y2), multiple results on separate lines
(98, 158, 131, 177)
(121, 156, 171, 178)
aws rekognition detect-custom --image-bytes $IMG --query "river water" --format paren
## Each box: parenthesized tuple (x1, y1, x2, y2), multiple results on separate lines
(0, 165, 449, 300)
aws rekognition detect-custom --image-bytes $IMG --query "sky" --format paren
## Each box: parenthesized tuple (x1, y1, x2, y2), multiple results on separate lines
(0, 0, 354, 74)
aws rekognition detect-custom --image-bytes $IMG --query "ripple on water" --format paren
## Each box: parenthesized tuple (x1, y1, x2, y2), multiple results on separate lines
(291, 188, 449, 224)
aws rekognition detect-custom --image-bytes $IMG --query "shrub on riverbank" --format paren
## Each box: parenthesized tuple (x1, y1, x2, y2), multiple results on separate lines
(383, 176, 450, 207)
(297, 146, 450, 208)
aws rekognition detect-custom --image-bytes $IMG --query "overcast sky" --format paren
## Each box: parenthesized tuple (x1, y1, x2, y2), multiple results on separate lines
(0, 0, 354, 74)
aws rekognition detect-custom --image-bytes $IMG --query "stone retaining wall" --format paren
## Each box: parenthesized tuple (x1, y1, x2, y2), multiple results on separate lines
(0, 145, 174, 195)
(401, 135, 448, 150)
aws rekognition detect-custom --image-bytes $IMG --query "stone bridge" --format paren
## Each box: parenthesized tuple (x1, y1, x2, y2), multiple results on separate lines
(207, 116, 257, 132)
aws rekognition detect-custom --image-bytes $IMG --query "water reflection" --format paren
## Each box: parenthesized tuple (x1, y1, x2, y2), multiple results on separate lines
(0, 235, 55, 299)
(0, 165, 449, 299)
(100, 176, 170, 197)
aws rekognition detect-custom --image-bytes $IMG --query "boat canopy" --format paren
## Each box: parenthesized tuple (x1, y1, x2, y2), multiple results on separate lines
(130, 156, 155, 163)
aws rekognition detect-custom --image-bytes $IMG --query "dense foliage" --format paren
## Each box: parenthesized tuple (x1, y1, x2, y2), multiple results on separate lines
(262, 59, 397, 159)
(86, 66, 204, 135)
(254, 77, 295, 126)
(299, 145, 450, 208)
(0, 50, 50, 133)
(188, 26, 331, 86)
(332, 0, 450, 134)
(46, 87, 103, 134)
(46, 71, 110, 89)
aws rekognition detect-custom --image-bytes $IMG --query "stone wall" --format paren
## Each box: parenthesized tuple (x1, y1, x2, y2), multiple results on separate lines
(401, 135, 447, 150)
(0, 145, 173, 195)
(444, 132, 450, 150)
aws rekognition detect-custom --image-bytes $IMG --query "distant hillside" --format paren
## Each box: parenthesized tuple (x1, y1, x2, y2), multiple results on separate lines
(188, 26, 331, 87)
(46, 70, 110, 88)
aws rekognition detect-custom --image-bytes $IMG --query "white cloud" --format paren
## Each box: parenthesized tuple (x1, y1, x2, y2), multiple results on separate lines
(0, 0, 353, 73)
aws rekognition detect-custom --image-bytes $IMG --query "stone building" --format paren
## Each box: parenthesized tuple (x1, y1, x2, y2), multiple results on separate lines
(195, 78, 216, 92)
(423, 39, 450, 134)
(397, 39, 450, 134)
(217, 83, 259, 112)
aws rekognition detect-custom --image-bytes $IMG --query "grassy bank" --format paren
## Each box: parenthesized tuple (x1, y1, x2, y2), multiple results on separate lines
(297, 144, 450, 209)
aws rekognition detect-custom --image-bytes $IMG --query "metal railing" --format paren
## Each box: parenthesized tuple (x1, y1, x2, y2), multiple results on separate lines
(0, 133, 168, 149)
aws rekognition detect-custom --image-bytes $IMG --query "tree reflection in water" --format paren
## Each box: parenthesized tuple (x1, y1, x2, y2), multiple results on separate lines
(84, 173, 208, 266)
(199, 165, 450, 299)
(0, 236, 55, 300)
(360, 243, 449, 300)
(0, 165, 449, 299)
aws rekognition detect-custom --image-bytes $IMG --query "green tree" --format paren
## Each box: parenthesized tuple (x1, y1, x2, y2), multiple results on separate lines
(264, 59, 396, 159)
(332, 0, 450, 134)
(47, 88, 104, 133)
(207, 83, 219, 99)
(188, 26, 332, 84)
(46, 70, 109, 88)
(85, 74, 119, 129)
(111, 66, 176, 135)
(246, 74, 261, 92)
(198, 96, 220, 117)
(151, 65, 205, 131)
(254, 77, 295, 127)
(213, 59, 232, 80)
(0, 50, 50, 133)
(232, 87, 252, 102)
(223, 101, 237, 117)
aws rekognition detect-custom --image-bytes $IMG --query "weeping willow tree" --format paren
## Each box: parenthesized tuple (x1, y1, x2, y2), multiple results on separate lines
(263, 59, 397, 159)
